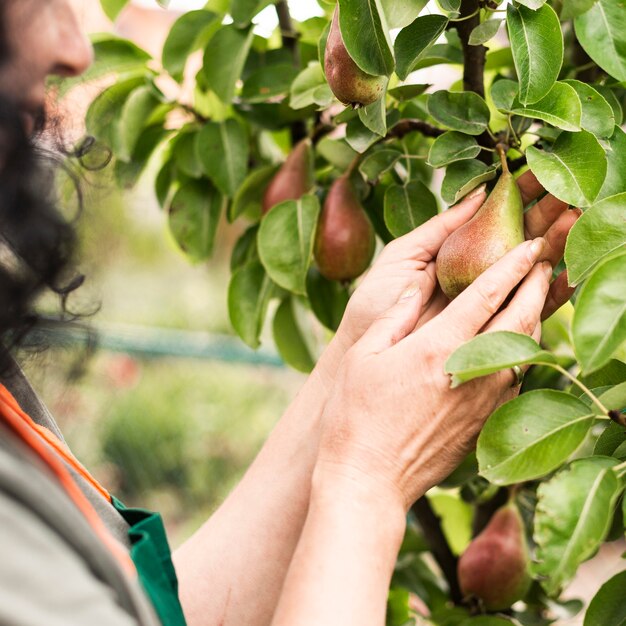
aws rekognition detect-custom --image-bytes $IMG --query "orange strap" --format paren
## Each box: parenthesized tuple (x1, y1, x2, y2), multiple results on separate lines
(0, 384, 135, 575)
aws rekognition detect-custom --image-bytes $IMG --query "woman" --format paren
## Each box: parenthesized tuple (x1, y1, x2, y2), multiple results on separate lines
(0, 1, 580, 625)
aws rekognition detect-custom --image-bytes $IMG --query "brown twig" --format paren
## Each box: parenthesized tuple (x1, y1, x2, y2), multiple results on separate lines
(386, 119, 446, 139)
(275, 0, 307, 144)
(411, 497, 463, 604)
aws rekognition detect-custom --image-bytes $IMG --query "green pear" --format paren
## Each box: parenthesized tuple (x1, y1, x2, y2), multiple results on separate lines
(458, 503, 532, 611)
(314, 175, 375, 282)
(262, 139, 314, 215)
(436, 148, 525, 299)
(324, 8, 386, 108)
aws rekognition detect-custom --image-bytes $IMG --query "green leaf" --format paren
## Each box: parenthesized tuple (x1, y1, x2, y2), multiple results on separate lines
(572, 252, 626, 374)
(203, 25, 254, 102)
(561, 0, 598, 19)
(428, 132, 481, 168)
(306, 268, 350, 332)
(384, 181, 438, 238)
(196, 119, 249, 198)
(564, 193, 626, 286)
(228, 261, 277, 349)
(490, 78, 519, 111)
(272, 298, 315, 373)
(595, 85, 624, 126)
(337, 0, 394, 76)
(441, 160, 498, 205)
(526, 130, 607, 207)
(516, 0, 548, 8)
(230, 165, 279, 221)
(427, 90, 490, 136)
(85, 76, 146, 153)
(599, 382, 626, 413)
(394, 15, 449, 80)
(242, 64, 300, 103)
(507, 4, 563, 105)
(172, 131, 204, 179)
(380, 0, 429, 29)
(316, 137, 358, 170)
(231, 225, 259, 272)
(437, 0, 461, 13)
(594, 422, 626, 457)
(168, 180, 222, 262)
(358, 86, 389, 136)
(100, 0, 129, 21)
(598, 127, 626, 200)
(575, 0, 626, 82)
(510, 81, 581, 132)
(257, 195, 320, 295)
(533, 457, 621, 596)
(584, 570, 626, 626)
(118, 85, 162, 161)
(230, 0, 274, 25)
(562, 79, 615, 139)
(387, 83, 430, 101)
(162, 10, 218, 80)
(445, 331, 557, 387)
(469, 19, 502, 46)
(359, 149, 403, 182)
(477, 391, 595, 485)
(345, 115, 380, 153)
(290, 62, 333, 110)
(410, 43, 463, 71)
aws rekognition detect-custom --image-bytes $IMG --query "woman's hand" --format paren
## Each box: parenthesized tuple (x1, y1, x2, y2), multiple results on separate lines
(316, 235, 551, 512)
(334, 171, 579, 357)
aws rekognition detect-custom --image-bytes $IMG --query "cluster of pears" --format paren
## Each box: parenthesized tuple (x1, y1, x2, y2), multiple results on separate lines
(436, 146, 525, 299)
(457, 502, 532, 611)
(324, 7, 385, 108)
(262, 139, 375, 282)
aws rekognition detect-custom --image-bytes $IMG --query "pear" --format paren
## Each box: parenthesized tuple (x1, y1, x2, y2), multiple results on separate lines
(458, 503, 532, 611)
(436, 148, 525, 299)
(262, 139, 314, 215)
(314, 175, 375, 282)
(324, 8, 386, 108)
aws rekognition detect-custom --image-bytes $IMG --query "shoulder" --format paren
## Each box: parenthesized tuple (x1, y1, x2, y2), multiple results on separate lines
(0, 489, 140, 626)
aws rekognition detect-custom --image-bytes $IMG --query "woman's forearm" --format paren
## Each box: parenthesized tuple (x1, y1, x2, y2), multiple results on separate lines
(173, 337, 345, 626)
(271, 466, 407, 626)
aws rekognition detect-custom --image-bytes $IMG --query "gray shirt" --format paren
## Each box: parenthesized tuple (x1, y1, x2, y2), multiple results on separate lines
(0, 356, 162, 626)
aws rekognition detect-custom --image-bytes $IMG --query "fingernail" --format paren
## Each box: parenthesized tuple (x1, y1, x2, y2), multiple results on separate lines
(569, 207, 583, 217)
(542, 261, 553, 278)
(528, 237, 545, 260)
(399, 284, 420, 301)
(468, 184, 487, 199)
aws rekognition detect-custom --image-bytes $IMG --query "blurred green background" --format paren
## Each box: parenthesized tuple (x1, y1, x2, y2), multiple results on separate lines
(20, 168, 305, 546)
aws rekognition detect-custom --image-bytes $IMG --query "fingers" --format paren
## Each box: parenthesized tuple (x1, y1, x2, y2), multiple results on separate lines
(388, 185, 487, 260)
(525, 194, 570, 239)
(517, 169, 545, 205)
(542, 271, 574, 320)
(355, 284, 423, 355)
(484, 261, 552, 335)
(539, 208, 581, 267)
(434, 237, 546, 341)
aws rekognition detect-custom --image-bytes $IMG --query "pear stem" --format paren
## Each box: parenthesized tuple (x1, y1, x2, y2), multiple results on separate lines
(496, 144, 510, 174)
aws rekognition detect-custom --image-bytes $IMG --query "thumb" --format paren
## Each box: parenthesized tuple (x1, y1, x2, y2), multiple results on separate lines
(356, 284, 423, 355)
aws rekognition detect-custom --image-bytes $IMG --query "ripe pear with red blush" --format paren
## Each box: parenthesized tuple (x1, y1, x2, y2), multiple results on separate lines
(262, 138, 314, 215)
(314, 175, 375, 282)
(436, 147, 524, 299)
(324, 8, 386, 108)
(458, 502, 532, 611)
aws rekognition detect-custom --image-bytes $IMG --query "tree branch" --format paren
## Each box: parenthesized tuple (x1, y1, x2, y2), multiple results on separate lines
(275, 0, 307, 144)
(456, 0, 495, 163)
(386, 119, 446, 140)
(411, 497, 463, 605)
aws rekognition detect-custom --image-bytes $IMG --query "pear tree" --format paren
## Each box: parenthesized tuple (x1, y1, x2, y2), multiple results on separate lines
(71, 0, 626, 622)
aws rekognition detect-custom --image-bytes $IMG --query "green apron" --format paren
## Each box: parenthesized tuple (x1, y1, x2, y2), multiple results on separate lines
(112, 497, 188, 626)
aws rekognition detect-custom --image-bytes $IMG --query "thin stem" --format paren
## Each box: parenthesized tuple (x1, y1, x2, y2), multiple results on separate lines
(449, 7, 480, 21)
(507, 114, 520, 147)
(550, 364, 610, 415)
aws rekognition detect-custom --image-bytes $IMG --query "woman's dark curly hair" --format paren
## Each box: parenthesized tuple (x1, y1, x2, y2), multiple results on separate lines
(0, 10, 83, 372)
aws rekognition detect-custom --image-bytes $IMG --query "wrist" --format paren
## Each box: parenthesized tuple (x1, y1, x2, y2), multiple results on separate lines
(312, 330, 352, 393)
